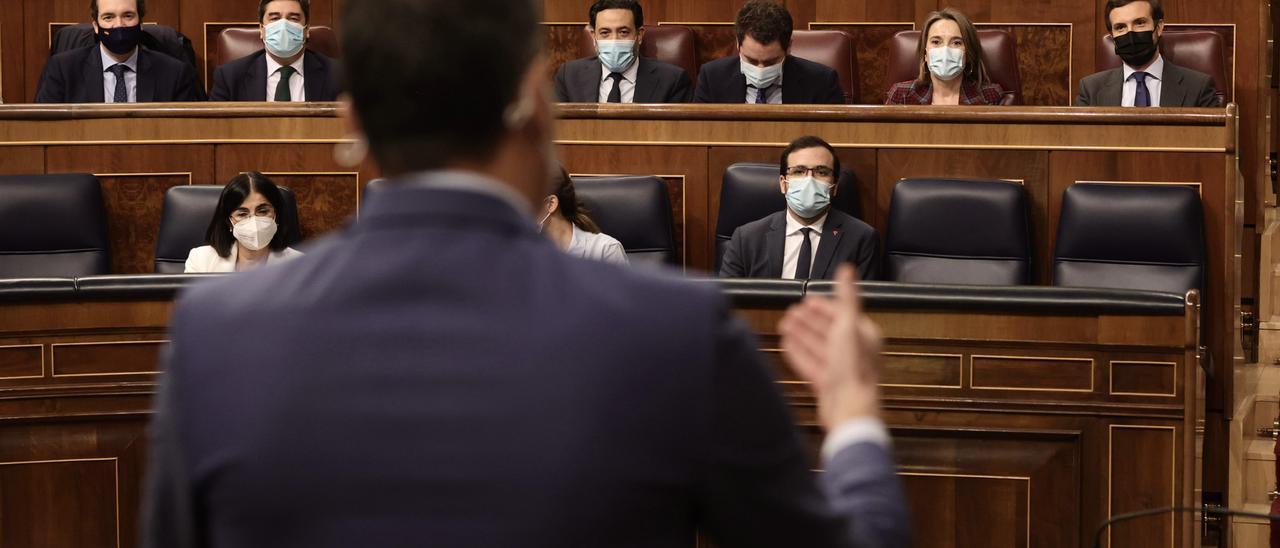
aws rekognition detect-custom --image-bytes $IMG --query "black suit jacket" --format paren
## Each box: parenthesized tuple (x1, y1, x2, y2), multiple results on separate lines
(719, 209, 882, 280)
(35, 45, 200, 103)
(209, 49, 342, 102)
(694, 54, 845, 104)
(1075, 59, 1219, 107)
(554, 57, 692, 103)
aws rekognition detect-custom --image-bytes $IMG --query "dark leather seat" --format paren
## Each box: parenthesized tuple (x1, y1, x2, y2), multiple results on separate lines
(0, 173, 110, 278)
(216, 26, 341, 66)
(154, 184, 301, 273)
(572, 175, 677, 267)
(715, 163, 862, 272)
(886, 29, 1022, 105)
(884, 179, 1031, 285)
(790, 30, 858, 104)
(1096, 30, 1229, 104)
(577, 25, 699, 81)
(1053, 183, 1204, 295)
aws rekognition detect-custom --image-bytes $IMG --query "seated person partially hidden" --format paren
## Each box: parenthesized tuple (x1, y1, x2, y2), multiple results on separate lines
(693, 0, 844, 105)
(886, 8, 1004, 105)
(539, 168, 629, 265)
(554, 0, 692, 103)
(1076, 0, 1218, 107)
(720, 136, 881, 280)
(35, 0, 201, 103)
(185, 172, 304, 273)
(209, 0, 342, 102)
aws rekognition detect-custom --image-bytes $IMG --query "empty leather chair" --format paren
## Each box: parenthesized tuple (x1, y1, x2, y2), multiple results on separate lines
(884, 179, 1031, 285)
(1053, 183, 1204, 295)
(577, 25, 699, 81)
(0, 173, 109, 278)
(715, 163, 862, 272)
(790, 30, 858, 104)
(1096, 30, 1229, 104)
(572, 176, 676, 267)
(154, 184, 301, 273)
(886, 29, 1022, 105)
(216, 26, 341, 67)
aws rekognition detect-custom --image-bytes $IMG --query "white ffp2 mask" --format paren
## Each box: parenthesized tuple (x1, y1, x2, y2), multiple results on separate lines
(232, 216, 278, 251)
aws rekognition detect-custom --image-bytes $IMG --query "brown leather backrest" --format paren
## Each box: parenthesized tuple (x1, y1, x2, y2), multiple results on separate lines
(886, 29, 1022, 105)
(216, 26, 340, 67)
(577, 25, 699, 81)
(789, 30, 857, 104)
(1096, 30, 1229, 104)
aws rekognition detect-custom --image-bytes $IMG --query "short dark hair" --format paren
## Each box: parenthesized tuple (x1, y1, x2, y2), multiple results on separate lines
(551, 167, 601, 234)
(779, 135, 841, 181)
(735, 0, 793, 50)
(1104, 0, 1164, 33)
(205, 172, 295, 258)
(258, 0, 311, 24)
(589, 0, 643, 29)
(90, 0, 146, 21)
(341, 0, 541, 174)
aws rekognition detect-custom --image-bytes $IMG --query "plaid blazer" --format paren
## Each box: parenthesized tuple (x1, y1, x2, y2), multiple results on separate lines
(885, 79, 1005, 105)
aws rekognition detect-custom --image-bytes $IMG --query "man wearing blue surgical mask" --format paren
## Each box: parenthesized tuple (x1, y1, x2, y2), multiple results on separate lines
(694, 0, 844, 104)
(209, 0, 342, 102)
(721, 135, 881, 280)
(553, 0, 692, 103)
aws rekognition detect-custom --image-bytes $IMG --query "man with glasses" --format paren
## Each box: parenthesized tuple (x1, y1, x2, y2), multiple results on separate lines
(720, 135, 881, 280)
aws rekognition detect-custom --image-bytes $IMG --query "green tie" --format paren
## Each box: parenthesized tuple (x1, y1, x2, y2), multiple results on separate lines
(274, 66, 296, 102)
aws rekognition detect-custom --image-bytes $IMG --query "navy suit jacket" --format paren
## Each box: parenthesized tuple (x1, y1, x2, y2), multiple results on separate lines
(554, 57, 693, 103)
(719, 209, 882, 280)
(209, 49, 341, 102)
(142, 171, 909, 548)
(35, 44, 200, 103)
(694, 54, 845, 104)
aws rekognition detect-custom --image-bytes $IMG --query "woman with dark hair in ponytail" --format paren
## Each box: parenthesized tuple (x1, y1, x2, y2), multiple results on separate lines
(537, 167, 629, 265)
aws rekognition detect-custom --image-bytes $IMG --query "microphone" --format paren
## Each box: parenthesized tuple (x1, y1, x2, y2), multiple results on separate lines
(1092, 505, 1280, 548)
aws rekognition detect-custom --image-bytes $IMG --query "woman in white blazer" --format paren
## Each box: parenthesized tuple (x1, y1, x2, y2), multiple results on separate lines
(185, 172, 304, 273)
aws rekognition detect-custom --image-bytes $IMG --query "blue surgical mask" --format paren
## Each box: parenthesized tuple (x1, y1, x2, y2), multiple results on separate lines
(785, 176, 832, 219)
(596, 39, 637, 73)
(927, 47, 965, 81)
(740, 58, 783, 89)
(263, 19, 306, 58)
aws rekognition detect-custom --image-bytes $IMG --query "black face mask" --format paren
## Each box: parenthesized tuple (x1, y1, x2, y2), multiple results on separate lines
(1113, 30, 1159, 68)
(97, 24, 144, 55)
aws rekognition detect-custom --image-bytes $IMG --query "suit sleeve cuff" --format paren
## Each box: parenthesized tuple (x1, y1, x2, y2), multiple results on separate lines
(821, 417, 891, 464)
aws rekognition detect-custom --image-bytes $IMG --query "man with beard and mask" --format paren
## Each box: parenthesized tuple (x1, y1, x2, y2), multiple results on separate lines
(720, 136, 881, 281)
(554, 0, 692, 103)
(141, 0, 910, 546)
(35, 0, 199, 103)
(1076, 0, 1219, 107)
(210, 0, 342, 102)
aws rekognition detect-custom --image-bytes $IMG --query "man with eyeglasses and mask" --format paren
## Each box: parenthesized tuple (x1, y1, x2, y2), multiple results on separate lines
(35, 0, 200, 103)
(210, 0, 342, 102)
(694, 0, 844, 105)
(555, 0, 692, 103)
(720, 136, 881, 280)
(1076, 0, 1218, 107)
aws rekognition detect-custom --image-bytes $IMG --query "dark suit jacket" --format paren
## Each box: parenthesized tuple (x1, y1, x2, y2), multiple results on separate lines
(719, 209, 882, 280)
(694, 54, 845, 104)
(209, 49, 342, 102)
(142, 172, 910, 548)
(1075, 60, 1219, 107)
(554, 57, 692, 103)
(35, 45, 200, 103)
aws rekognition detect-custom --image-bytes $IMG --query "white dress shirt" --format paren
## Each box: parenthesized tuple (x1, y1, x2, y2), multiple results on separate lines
(184, 245, 303, 273)
(1121, 53, 1164, 107)
(782, 210, 825, 279)
(266, 52, 306, 102)
(100, 45, 138, 103)
(597, 58, 639, 103)
(745, 71, 784, 104)
(567, 224, 629, 265)
(823, 417, 892, 463)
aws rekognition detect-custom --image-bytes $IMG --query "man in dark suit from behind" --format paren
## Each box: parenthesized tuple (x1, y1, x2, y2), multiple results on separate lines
(694, 0, 844, 104)
(1076, 0, 1218, 107)
(721, 136, 881, 281)
(141, 0, 910, 546)
(209, 0, 342, 102)
(554, 0, 692, 103)
(35, 0, 200, 103)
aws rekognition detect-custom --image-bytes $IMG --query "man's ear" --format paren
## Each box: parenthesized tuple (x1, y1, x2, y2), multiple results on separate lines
(778, 176, 788, 194)
(259, 24, 266, 41)
(636, 26, 646, 45)
(1155, 20, 1164, 39)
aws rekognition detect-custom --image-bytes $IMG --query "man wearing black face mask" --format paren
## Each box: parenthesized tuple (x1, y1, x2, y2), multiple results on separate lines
(35, 0, 200, 103)
(1076, 0, 1218, 107)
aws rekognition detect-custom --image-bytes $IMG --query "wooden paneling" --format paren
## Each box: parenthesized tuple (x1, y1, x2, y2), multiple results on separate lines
(881, 352, 963, 388)
(545, 23, 587, 77)
(664, 23, 738, 72)
(51, 340, 166, 377)
(0, 0, 25, 103)
(0, 345, 42, 379)
(809, 23, 913, 104)
(1109, 426, 1177, 548)
(977, 24, 1072, 106)
(813, 0, 934, 22)
(970, 355, 1095, 392)
(1110, 360, 1177, 397)
(0, 146, 43, 174)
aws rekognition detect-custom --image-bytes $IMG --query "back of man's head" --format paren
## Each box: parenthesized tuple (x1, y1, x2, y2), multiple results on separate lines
(341, 0, 541, 174)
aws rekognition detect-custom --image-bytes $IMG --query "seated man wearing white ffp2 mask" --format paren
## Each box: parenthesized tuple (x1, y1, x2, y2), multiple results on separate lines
(209, 0, 342, 102)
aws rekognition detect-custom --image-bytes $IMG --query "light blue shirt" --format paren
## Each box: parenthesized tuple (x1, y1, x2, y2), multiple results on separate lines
(100, 45, 139, 103)
(1121, 53, 1164, 107)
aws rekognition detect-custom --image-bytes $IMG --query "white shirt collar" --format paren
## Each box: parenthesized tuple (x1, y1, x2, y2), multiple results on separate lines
(1122, 52, 1164, 81)
(99, 44, 139, 72)
(784, 210, 826, 236)
(266, 51, 306, 78)
(599, 57, 640, 83)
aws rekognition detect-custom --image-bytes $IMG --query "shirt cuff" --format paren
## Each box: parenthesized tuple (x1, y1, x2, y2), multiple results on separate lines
(821, 417, 891, 464)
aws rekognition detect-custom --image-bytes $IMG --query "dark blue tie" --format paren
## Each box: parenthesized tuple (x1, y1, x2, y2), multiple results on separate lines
(795, 228, 814, 280)
(1131, 71, 1151, 107)
(108, 64, 129, 103)
(754, 85, 769, 105)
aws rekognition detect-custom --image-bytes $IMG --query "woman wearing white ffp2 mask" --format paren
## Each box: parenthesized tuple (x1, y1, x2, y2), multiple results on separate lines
(885, 8, 1005, 106)
(184, 172, 304, 273)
